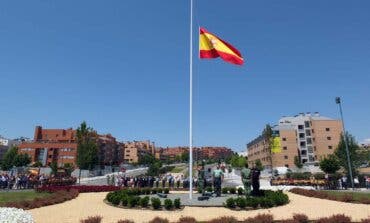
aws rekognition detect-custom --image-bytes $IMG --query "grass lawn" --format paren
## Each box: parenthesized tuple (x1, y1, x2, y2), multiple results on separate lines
(0, 190, 51, 204)
(171, 165, 187, 173)
(324, 190, 370, 202)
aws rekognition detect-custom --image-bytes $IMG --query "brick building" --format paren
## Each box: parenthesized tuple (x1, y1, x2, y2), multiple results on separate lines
(18, 126, 123, 167)
(122, 140, 155, 163)
(247, 113, 343, 170)
(157, 146, 234, 162)
(19, 126, 77, 167)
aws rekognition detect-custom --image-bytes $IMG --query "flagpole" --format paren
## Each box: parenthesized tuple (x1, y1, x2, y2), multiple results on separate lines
(189, 0, 194, 200)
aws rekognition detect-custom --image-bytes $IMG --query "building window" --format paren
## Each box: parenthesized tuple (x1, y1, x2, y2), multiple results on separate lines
(327, 136, 332, 140)
(298, 125, 304, 130)
(328, 146, 333, 149)
(300, 141, 306, 147)
(285, 164, 289, 168)
(306, 138, 312, 144)
(306, 130, 311, 136)
(304, 121, 310, 128)
(326, 128, 330, 132)
(312, 129, 315, 133)
(314, 146, 317, 151)
(307, 146, 313, 153)
(283, 146, 287, 150)
(301, 150, 307, 156)
(284, 155, 288, 159)
(299, 133, 305, 139)
(282, 138, 287, 141)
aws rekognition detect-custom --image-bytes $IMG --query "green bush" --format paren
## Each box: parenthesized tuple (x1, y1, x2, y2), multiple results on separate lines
(206, 186, 213, 192)
(229, 187, 236, 194)
(139, 196, 150, 207)
(222, 187, 229, 194)
(197, 187, 203, 194)
(157, 188, 164, 194)
(237, 187, 244, 195)
(235, 197, 246, 208)
(164, 188, 170, 194)
(128, 196, 140, 207)
(111, 194, 121, 206)
(151, 188, 158, 194)
(259, 197, 274, 208)
(151, 197, 161, 210)
(164, 199, 173, 210)
(246, 197, 259, 209)
(174, 198, 181, 209)
(225, 198, 235, 208)
(121, 195, 128, 206)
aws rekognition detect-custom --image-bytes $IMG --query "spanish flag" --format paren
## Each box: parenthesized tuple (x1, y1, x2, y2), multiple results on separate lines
(199, 27, 244, 65)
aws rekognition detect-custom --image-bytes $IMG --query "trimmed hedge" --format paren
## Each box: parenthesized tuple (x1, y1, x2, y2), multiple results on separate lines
(37, 185, 120, 193)
(224, 190, 289, 209)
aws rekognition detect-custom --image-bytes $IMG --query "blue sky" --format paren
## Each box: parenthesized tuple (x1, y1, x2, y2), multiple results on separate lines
(1, 1, 370, 152)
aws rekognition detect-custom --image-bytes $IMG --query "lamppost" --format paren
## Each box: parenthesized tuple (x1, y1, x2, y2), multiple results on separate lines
(335, 97, 354, 190)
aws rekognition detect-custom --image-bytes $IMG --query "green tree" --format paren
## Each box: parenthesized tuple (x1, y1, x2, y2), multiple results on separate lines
(294, 156, 303, 169)
(50, 161, 58, 176)
(181, 152, 189, 162)
(1, 146, 18, 170)
(32, 161, 43, 167)
(229, 154, 247, 169)
(334, 133, 362, 176)
(139, 154, 156, 165)
(262, 124, 273, 169)
(64, 163, 74, 177)
(255, 159, 263, 171)
(13, 153, 31, 167)
(147, 161, 162, 176)
(319, 155, 341, 174)
(76, 121, 98, 170)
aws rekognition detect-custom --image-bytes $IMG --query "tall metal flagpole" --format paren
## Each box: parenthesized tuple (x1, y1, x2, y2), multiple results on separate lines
(189, 0, 194, 200)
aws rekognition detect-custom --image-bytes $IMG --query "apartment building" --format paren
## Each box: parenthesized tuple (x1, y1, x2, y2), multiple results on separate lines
(157, 146, 234, 162)
(247, 113, 342, 169)
(122, 140, 155, 163)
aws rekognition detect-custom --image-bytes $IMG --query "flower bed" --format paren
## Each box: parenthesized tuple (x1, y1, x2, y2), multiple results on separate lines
(1, 190, 79, 210)
(290, 188, 370, 204)
(224, 190, 289, 210)
(80, 213, 370, 223)
(37, 185, 121, 193)
(0, 207, 34, 223)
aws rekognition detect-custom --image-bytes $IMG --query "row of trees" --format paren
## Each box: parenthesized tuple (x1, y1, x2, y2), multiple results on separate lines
(319, 132, 368, 176)
(0, 146, 31, 170)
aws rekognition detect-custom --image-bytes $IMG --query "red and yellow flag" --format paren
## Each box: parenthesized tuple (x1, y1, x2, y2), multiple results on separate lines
(199, 27, 244, 65)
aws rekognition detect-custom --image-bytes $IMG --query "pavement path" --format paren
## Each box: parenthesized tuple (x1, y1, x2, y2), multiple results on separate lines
(29, 191, 370, 223)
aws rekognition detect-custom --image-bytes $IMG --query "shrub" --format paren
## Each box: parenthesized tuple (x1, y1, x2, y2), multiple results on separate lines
(111, 195, 121, 206)
(259, 197, 275, 208)
(174, 198, 181, 209)
(245, 197, 258, 208)
(361, 217, 370, 223)
(244, 214, 273, 223)
(151, 197, 161, 210)
(149, 217, 169, 223)
(292, 213, 309, 223)
(206, 186, 213, 192)
(237, 187, 244, 195)
(222, 187, 229, 194)
(316, 214, 351, 223)
(151, 188, 158, 194)
(117, 220, 135, 223)
(120, 195, 128, 206)
(164, 188, 170, 194)
(164, 199, 173, 210)
(177, 216, 196, 223)
(225, 198, 235, 208)
(80, 216, 102, 223)
(208, 216, 238, 223)
(235, 197, 246, 208)
(229, 187, 236, 194)
(340, 194, 354, 202)
(127, 196, 140, 207)
(139, 196, 150, 208)
(37, 185, 120, 193)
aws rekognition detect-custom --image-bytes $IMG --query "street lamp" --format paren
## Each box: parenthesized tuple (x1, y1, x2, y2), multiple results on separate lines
(335, 97, 354, 190)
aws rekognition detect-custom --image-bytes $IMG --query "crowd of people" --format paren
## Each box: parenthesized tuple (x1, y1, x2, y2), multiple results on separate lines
(0, 173, 49, 190)
(108, 173, 193, 189)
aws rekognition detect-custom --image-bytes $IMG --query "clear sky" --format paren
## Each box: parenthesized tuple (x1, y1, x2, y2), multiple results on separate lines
(1, 1, 370, 152)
